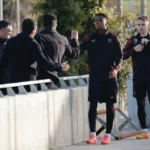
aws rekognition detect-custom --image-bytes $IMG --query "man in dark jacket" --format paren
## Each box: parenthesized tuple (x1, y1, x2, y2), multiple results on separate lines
(35, 14, 79, 88)
(2, 18, 69, 85)
(0, 20, 12, 84)
(123, 16, 150, 139)
(80, 13, 122, 145)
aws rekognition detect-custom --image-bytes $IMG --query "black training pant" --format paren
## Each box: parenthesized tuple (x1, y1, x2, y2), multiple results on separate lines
(133, 81, 150, 129)
(88, 79, 118, 134)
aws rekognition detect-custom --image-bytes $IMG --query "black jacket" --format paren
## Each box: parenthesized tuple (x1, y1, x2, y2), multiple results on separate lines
(0, 38, 6, 65)
(0, 38, 7, 83)
(123, 33, 150, 82)
(2, 32, 62, 83)
(35, 28, 80, 84)
(80, 30, 122, 80)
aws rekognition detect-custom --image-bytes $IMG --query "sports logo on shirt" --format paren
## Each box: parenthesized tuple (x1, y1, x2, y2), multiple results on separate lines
(108, 38, 112, 43)
(91, 39, 96, 43)
(110, 96, 114, 99)
(134, 38, 138, 44)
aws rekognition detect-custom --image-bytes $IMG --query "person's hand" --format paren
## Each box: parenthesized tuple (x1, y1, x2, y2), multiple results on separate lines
(109, 69, 118, 78)
(62, 61, 70, 72)
(141, 38, 149, 45)
(134, 44, 144, 52)
(71, 30, 78, 40)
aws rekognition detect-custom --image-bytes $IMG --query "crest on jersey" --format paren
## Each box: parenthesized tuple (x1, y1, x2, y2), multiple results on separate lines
(134, 38, 138, 44)
(91, 39, 96, 43)
(108, 38, 112, 43)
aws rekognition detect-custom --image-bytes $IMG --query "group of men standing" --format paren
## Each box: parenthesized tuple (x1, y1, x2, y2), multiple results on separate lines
(0, 13, 150, 145)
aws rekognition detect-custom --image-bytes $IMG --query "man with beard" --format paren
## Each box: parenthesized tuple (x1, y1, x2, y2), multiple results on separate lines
(79, 13, 122, 145)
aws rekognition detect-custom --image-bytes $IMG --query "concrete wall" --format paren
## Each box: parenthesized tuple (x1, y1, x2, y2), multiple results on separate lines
(0, 75, 129, 150)
(0, 84, 110, 150)
(128, 74, 150, 128)
(1, 73, 150, 149)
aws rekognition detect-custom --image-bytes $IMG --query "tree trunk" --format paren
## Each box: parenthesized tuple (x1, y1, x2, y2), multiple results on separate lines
(141, 0, 147, 16)
(16, 0, 20, 33)
(116, 0, 122, 15)
(0, 0, 3, 20)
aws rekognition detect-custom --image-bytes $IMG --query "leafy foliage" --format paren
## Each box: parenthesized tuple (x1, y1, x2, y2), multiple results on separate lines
(33, 0, 137, 101)
(34, 0, 86, 37)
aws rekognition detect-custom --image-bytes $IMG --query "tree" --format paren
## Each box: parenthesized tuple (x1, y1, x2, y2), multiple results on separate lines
(141, 0, 147, 15)
(3, 0, 34, 34)
(34, 0, 86, 37)
(33, 0, 136, 108)
(116, 0, 123, 15)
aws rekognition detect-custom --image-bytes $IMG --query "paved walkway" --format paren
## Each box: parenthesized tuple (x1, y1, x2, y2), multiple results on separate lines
(56, 134, 150, 150)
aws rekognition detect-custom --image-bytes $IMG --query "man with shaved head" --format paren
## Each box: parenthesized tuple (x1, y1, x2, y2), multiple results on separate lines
(80, 13, 122, 145)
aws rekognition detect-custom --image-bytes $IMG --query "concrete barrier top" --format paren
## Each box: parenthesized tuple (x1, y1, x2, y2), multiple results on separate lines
(0, 75, 89, 96)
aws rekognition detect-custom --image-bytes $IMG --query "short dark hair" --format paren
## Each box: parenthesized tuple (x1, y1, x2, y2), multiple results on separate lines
(0, 20, 10, 30)
(22, 18, 36, 34)
(95, 13, 108, 20)
(43, 14, 57, 28)
(138, 16, 149, 22)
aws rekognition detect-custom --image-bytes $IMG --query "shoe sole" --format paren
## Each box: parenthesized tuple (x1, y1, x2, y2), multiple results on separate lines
(86, 142, 97, 144)
(136, 136, 149, 140)
(86, 140, 97, 144)
(101, 142, 111, 145)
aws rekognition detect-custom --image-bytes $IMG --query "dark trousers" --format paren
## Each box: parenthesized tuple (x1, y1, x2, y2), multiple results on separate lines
(133, 81, 150, 129)
(136, 98, 147, 129)
(88, 101, 115, 133)
(88, 79, 118, 134)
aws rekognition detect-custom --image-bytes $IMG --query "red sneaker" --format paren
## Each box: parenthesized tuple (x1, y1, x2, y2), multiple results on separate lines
(101, 135, 111, 145)
(86, 136, 97, 144)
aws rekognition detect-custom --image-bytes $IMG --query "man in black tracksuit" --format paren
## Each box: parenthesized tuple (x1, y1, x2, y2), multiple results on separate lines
(0, 20, 12, 84)
(123, 16, 150, 139)
(35, 14, 79, 89)
(80, 13, 122, 145)
(2, 19, 69, 88)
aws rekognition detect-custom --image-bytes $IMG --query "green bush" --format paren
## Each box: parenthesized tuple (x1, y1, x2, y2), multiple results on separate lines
(33, 0, 86, 36)
(33, 0, 137, 104)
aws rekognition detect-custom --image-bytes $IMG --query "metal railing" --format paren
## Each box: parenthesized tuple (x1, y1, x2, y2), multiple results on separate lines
(0, 75, 89, 96)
